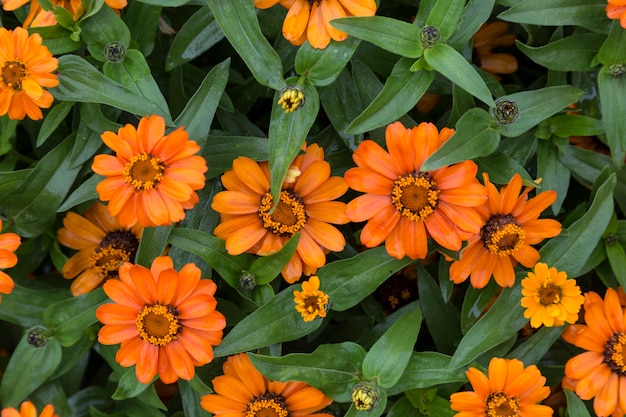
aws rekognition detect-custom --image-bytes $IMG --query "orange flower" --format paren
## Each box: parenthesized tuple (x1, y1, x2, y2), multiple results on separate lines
(1, 0, 126, 26)
(0, 27, 58, 120)
(1, 401, 57, 417)
(473, 22, 518, 79)
(344, 121, 487, 260)
(0, 219, 20, 301)
(57, 202, 142, 296)
(293, 275, 329, 322)
(607, 0, 626, 28)
(95, 256, 226, 384)
(450, 357, 553, 417)
(562, 287, 626, 417)
(92, 114, 207, 228)
(254, 0, 377, 49)
(201, 353, 333, 417)
(449, 173, 561, 289)
(211, 143, 348, 284)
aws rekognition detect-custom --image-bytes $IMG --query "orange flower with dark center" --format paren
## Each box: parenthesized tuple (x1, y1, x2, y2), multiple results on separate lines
(473, 22, 518, 79)
(1, 0, 126, 26)
(607, 0, 626, 28)
(0, 219, 20, 301)
(344, 121, 487, 260)
(57, 202, 142, 296)
(92, 114, 208, 228)
(200, 353, 333, 417)
(254, 0, 377, 49)
(449, 173, 561, 289)
(95, 256, 226, 384)
(211, 143, 348, 283)
(0, 27, 58, 120)
(450, 357, 553, 417)
(1, 400, 57, 417)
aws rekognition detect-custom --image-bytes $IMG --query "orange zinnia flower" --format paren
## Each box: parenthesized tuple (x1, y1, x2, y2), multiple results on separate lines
(1, 0, 126, 27)
(607, 0, 626, 28)
(57, 202, 142, 296)
(1, 401, 57, 417)
(344, 121, 487, 260)
(92, 114, 208, 228)
(95, 256, 226, 384)
(473, 22, 518, 79)
(0, 27, 58, 120)
(201, 353, 333, 417)
(211, 143, 349, 284)
(449, 173, 562, 289)
(254, 0, 377, 49)
(0, 219, 20, 301)
(450, 357, 553, 417)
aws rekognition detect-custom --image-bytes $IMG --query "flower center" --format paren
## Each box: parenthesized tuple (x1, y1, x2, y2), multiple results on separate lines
(259, 190, 307, 236)
(485, 392, 520, 417)
(537, 282, 561, 306)
(604, 332, 626, 376)
(91, 230, 139, 278)
(245, 393, 289, 417)
(123, 153, 165, 191)
(136, 304, 182, 346)
(1, 60, 27, 91)
(391, 172, 439, 221)
(481, 214, 525, 256)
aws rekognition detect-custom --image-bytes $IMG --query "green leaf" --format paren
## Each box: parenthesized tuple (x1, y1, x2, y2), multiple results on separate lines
(111, 368, 152, 400)
(203, 135, 268, 179)
(80, 5, 131, 62)
(135, 226, 172, 267)
(447, 0, 496, 48)
(0, 285, 68, 328)
(516, 34, 604, 72)
(249, 342, 366, 402)
(0, 170, 29, 196)
(345, 391, 387, 417)
(295, 36, 360, 86)
(207, 0, 284, 90)
(179, 380, 210, 417)
(475, 152, 536, 187)
(598, 20, 626, 66)
(125, 1, 161, 56)
(319, 68, 363, 148)
(363, 303, 422, 388)
(536, 137, 570, 215)
(557, 140, 611, 188)
(598, 66, 626, 169)
(57, 175, 100, 213)
(425, 0, 466, 40)
(498, 0, 609, 32)
(606, 240, 626, 289)
(564, 388, 592, 417)
(387, 352, 466, 395)
(547, 114, 604, 138)
(133, 0, 189, 5)
(329, 16, 422, 58)
(460, 281, 501, 333)
(424, 43, 494, 106)
(507, 326, 565, 365)
(248, 234, 300, 285)
(386, 397, 418, 417)
(36, 100, 74, 147)
(30, 25, 82, 55)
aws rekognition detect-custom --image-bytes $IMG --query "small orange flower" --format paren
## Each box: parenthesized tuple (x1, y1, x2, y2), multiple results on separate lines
(473, 22, 518, 79)
(344, 121, 487, 260)
(201, 353, 333, 417)
(57, 202, 142, 296)
(449, 173, 562, 289)
(0, 219, 20, 301)
(0, 27, 58, 120)
(1, 401, 57, 417)
(95, 256, 226, 384)
(1, 0, 126, 26)
(293, 275, 329, 322)
(254, 0, 377, 49)
(450, 357, 553, 417)
(211, 143, 349, 284)
(607, 0, 626, 28)
(92, 114, 208, 228)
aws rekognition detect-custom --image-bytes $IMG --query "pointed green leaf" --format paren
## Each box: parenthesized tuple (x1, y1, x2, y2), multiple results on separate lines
(564, 389, 592, 417)
(598, 66, 626, 169)
(536, 137, 570, 215)
(598, 20, 626, 66)
(36, 100, 74, 147)
(507, 326, 565, 365)
(0, 285, 68, 328)
(447, 0, 496, 48)
(344, 391, 387, 417)
(203, 135, 269, 179)
(248, 234, 300, 285)
(387, 352, 466, 395)
(296, 36, 360, 86)
(547, 114, 604, 138)
(134, 226, 172, 268)
(498, 0, 609, 32)
(80, 5, 131, 62)
(475, 152, 536, 187)
(425, 0, 466, 40)
(516, 34, 604, 72)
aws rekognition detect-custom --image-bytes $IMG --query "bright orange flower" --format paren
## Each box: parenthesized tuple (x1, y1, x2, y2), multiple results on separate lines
(254, 0, 377, 49)
(344, 121, 487, 260)
(1, 0, 126, 26)
(92, 114, 207, 228)
(473, 22, 518, 79)
(0, 27, 58, 120)
(1, 401, 57, 417)
(607, 0, 626, 28)
(449, 173, 561, 289)
(450, 357, 553, 417)
(201, 353, 333, 417)
(57, 202, 142, 296)
(562, 287, 626, 417)
(0, 219, 20, 301)
(293, 275, 329, 322)
(95, 256, 226, 384)
(211, 143, 348, 284)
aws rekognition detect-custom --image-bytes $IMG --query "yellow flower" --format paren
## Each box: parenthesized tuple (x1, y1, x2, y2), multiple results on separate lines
(293, 275, 329, 322)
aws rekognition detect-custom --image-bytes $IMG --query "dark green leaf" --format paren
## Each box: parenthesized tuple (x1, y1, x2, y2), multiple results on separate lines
(517, 34, 604, 72)
(30, 25, 82, 55)
(548, 114, 604, 138)
(598, 20, 626, 66)
(80, 5, 131, 62)
(475, 152, 535, 187)
(447, 0, 496, 48)
(295, 36, 360, 86)
(57, 175, 100, 213)
(111, 368, 152, 400)
(598, 66, 626, 168)
(507, 326, 565, 365)
(36, 101, 74, 147)
(135, 226, 172, 267)
(0, 285, 68, 328)
(536, 137, 570, 215)
(387, 352, 466, 395)
(498, 0, 609, 32)
(248, 234, 300, 285)
(425, 0, 466, 40)
(564, 389, 592, 417)
(203, 135, 268, 179)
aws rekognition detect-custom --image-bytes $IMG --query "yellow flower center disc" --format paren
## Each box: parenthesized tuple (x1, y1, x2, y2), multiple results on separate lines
(605, 332, 626, 376)
(485, 392, 520, 417)
(537, 282, 562, 306)
(91, 230, 139, 277)
(481, 214, 525, 256)
(246, 393, 289, 417)
(391, 172, 439, 221)
(259, 190, 307, 236)
(123, 152, 165, 191)
(136, 304, 182, 346)
(1, 60, 27, 91)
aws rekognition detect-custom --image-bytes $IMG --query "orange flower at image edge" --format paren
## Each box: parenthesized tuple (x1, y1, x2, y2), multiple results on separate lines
(0, 27, 58, 120)
(1, 401, 57, 417)
(0, 219, 20, 300)
(92, 114, 207, 228)
(254, 0, 377, 49)
(607, 0, 626, 28)
(201, 353, 333, 417)
(1, 0, 127, 27)
(95, 256, 226, 384)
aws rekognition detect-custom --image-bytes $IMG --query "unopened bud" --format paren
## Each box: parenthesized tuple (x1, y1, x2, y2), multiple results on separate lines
(493, 98, 520, 125)
(351, 381, 380, 411)
(278, 85, 305, 113)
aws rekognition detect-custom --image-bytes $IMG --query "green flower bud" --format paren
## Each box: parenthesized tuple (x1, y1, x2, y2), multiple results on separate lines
(420, 26, 440, 49)
(104, 41, 126, 63)
(351, 381, 380, 411)
(493, 98, 520, 125)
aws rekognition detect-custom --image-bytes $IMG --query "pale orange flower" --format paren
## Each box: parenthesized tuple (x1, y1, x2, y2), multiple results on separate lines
(450, 357, 553, 417)
(0, 219, 20, 301)
(201, 353, 333, 417)
(0, 27, 58, 120)
(57, 202, 142, 296)
(1, 0, 126, 27)
(344, 121, 487, 260)
(449, 173, 562, 289)
(95, 256, 226, 384)
(92, 114, 207, 228)
(254, 0, 377, 49)
(607, 0, 626, 28)
(211, 143, 348, 284)
(473, 22, 518, 79)
(1, 401, 57, 417)
(293, 275, 329, 322)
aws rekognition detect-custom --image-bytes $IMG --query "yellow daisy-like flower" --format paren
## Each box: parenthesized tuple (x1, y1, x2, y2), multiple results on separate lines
(293, 275, 329, 322)
(520, 262, 584, 328)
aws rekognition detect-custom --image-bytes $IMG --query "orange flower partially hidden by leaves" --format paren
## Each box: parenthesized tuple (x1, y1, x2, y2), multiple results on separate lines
(201, 353, 333, 417)
(254, 0, 377, 49)
(0, 219, 20, 301)
(1, 0, 126, 27)
(92, 114, 207, 228)
(95, 256, 226, 384)
(607, 0, 626, 28)
(293, 275, 329, 322)
(450, 357, 553, 417)
(0, 27, 58, 120)
(449, 173, 561, 289)
(57, 202, 142, 296)
(1, 401, 58, 417)
(345, 121, 487, 260)
(473, 22, 518, 79)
